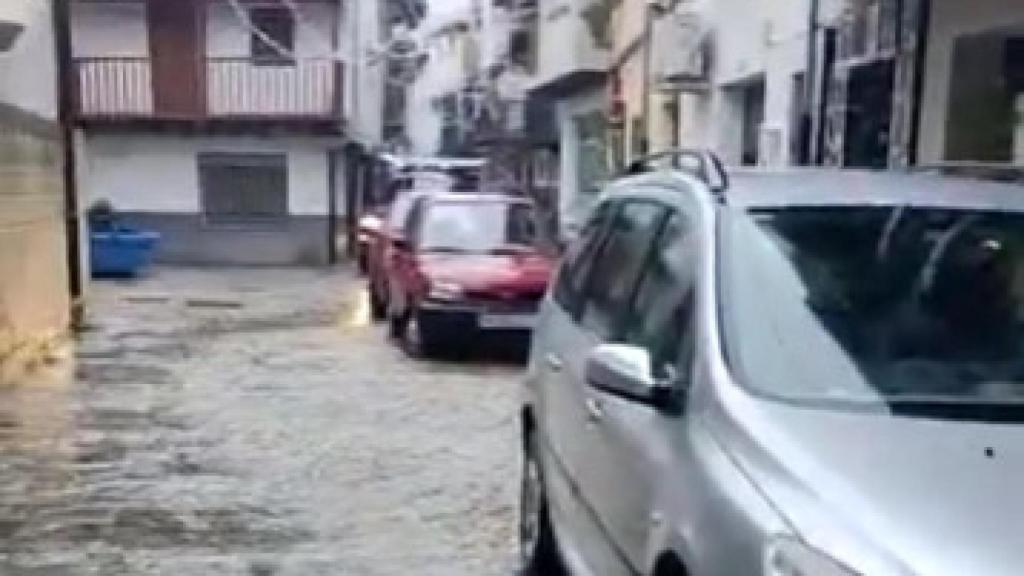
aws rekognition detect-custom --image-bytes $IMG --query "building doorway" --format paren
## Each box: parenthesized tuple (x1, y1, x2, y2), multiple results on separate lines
(843, 59, 895, 168)
(740, 80, 766, 166)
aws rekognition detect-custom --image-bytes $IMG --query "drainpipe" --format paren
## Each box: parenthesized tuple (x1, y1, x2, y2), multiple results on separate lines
(641, 0, 655, 156)
(327, 148, 339, 265)
(803, 0, 821, 165)
(53, 0, 84, 322)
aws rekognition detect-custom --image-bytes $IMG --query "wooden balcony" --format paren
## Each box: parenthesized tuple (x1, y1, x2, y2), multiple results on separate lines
(74, 56, 344, 131)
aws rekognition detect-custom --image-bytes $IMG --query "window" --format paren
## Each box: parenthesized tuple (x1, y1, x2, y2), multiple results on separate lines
(721, 206, 1024, 413)
(199, 154, 288, 225)
(418, 202, 537, 253)
(622, 213, 697, 378)
(575, 111, 609, 197)
(580, 201, 667, 339)
(250, 7, 295, 64)
(554, 202, 615, 316)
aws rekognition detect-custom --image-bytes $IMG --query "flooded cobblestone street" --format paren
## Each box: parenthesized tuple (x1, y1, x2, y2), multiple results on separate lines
(0, 267, 523, 576)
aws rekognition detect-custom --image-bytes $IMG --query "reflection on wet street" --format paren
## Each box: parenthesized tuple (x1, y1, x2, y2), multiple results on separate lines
(0, 267, 523, 576)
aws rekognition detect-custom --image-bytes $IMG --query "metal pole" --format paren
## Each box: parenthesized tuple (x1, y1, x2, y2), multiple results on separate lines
(804, 0, 821, 165)
(641, 2, 653, 156)
(53, 0, 84, 321)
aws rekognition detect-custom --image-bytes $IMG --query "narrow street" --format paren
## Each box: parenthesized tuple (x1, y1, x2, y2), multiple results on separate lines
(0, 267, 523, 576)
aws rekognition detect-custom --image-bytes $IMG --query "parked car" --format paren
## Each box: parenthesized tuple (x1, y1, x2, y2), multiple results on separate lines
(359, 156, 485, 275)
(385, 194, 555, 356)
(521, 168, 1024, 576)
(366, 189, 437, 320)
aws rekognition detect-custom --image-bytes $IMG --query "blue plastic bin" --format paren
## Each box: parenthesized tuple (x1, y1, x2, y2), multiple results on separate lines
(90, 229, 161, 278)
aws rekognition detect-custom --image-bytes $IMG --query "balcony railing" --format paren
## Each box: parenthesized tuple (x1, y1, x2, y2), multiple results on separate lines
(76, 57, 154, 117)
(74, 56, 343, 122)
(206, 58, 340, 117)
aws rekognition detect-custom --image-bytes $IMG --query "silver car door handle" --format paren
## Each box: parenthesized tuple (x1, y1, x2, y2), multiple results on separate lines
(545, 354, 564, 372)
(584, 397, 605, 422)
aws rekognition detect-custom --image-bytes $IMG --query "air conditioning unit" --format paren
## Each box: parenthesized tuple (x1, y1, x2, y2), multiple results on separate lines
(0, 2, 29, 52)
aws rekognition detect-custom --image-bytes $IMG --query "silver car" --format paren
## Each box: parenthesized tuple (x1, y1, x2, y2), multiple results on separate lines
(520, 168, 1024, 576)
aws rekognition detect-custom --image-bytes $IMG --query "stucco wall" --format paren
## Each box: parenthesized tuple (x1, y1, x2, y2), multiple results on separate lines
(0, 0, 70, 379)
(82, 135, 334, 216)
(81, 135, 337, 265)
(346, 0, 383, 145)
(534, 0, 610, 88)
(557, 88, 605, 236)
(70, 1, 148, 58)
(676, 0, 811, 166)
(408, 24, 473, 155)
(0, 0, 58, 120)
(918, 0, 1024, 165)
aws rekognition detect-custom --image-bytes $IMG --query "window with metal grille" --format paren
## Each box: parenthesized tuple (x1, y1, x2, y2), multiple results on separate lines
(199, 153, 288, 226)
(250, 7, 295, 65)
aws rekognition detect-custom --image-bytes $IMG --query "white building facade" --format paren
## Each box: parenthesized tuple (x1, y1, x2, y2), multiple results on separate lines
(670, 0, 842, 168)
(70, 0, 351, 265)
(406, 12, 479, 156)
(531, 0, 610, 236)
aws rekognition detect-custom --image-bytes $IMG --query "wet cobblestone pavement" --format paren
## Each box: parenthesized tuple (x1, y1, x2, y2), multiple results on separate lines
(0, 267, 524, 576)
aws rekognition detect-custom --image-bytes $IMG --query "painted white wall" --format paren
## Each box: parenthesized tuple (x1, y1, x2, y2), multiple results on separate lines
(534, 0, 610, 89)
(479, 1, 508, 72)
(0, 0, 58, 119)
(346, 0, 383, 145)
(70, 1, 148, 58)
(82, 136, 335, 216)
(556, 88, 605, 236)
(675, 0, 811, 166)
(918, 0, 1024, 165)
(407, 19, 473, 154)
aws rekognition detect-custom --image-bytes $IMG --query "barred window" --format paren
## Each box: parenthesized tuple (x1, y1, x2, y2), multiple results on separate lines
(198, 153, 288, 226)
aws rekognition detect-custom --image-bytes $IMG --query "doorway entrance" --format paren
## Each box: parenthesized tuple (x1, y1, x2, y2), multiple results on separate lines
(844, 59, 895, 168)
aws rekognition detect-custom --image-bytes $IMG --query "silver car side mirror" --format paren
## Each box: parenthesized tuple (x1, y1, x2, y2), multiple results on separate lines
(586, 344, 675, 406)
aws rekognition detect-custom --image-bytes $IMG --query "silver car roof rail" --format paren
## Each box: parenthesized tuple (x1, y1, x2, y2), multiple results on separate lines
(624, 148, 729, 199)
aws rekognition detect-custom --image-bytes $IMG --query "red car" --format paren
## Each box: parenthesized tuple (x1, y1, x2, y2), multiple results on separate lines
(365, 189, 435, 320)
(383, 194, 554, 356)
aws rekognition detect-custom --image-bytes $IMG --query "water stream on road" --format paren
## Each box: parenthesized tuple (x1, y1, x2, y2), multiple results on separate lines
(0, 268, 523, 576)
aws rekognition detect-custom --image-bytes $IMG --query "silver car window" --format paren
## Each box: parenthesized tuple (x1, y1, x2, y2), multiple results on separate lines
(622, 213, 697, 379)
(579, 201, 667, 339)
(721, 206, 1024, 415)
(553, 202, 615, 316)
